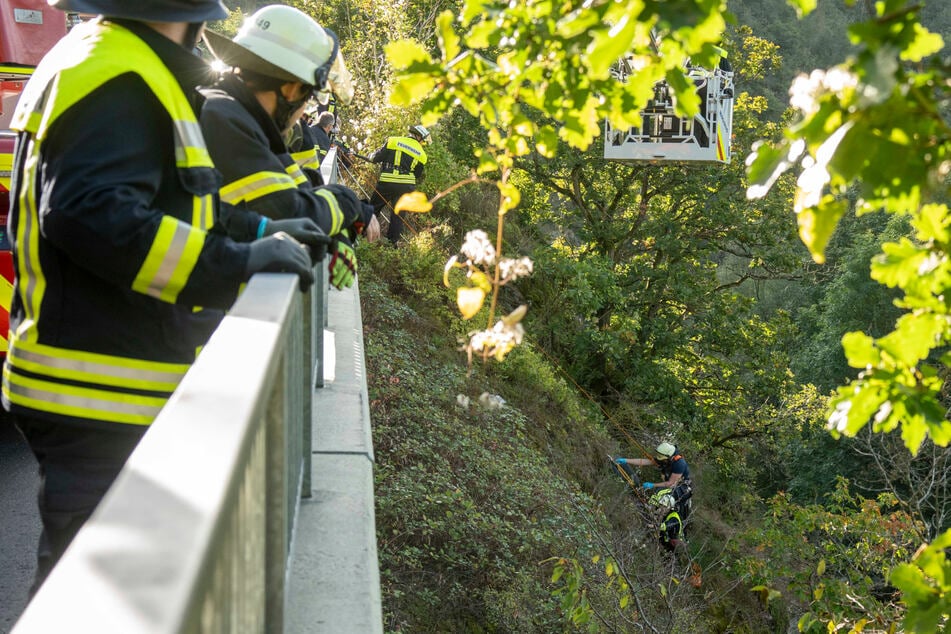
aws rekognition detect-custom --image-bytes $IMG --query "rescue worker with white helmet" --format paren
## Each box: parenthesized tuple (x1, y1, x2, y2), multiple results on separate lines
(614, 441, 691, 490)
(369, 123, 431, 244)
(201, 4, 376, 289)
(5, 0, 316, 590)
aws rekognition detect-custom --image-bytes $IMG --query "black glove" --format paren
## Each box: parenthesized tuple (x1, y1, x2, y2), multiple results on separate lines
(263, 217, 331, 262)
(245, 232, 315, 293)
(321, 184, 373, 235)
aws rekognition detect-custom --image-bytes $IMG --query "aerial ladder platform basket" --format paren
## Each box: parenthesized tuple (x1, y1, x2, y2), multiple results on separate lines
(604, 55, 735, 165)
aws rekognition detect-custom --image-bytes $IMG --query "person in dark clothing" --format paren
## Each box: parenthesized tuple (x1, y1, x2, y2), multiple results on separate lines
(201, 4, 375, 289)
(615, 441, 690, 490)
(370, 124, 430, 244)
(287, 117, 321, 183)
(5, 0, 315, 591)
(313, 111, 335, 162)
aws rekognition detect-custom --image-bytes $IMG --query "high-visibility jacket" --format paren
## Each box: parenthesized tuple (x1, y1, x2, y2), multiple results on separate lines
(2, 19, 249, 428)
(199, 75, 347, 240)
(659, 511, 684, 547)
(371, 136, 427, 185)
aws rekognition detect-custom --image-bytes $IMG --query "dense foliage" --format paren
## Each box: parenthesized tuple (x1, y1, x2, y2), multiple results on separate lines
(247, 0, 951, 630)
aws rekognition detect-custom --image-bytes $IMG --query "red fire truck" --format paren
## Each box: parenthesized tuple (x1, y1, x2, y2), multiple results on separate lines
(0, 1, 69, 356)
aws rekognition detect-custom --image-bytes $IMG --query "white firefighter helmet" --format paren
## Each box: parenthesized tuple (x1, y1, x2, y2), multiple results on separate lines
(409, 124, 431, 143)
(204, 5, 337, 88)
(655, 442, 676, 459)
(649, 489, 676, 510)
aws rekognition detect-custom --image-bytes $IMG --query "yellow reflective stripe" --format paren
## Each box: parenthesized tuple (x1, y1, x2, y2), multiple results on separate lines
(132, 216, 206, 302)
(3, 366, 164, 425)
(0, 65, 34, 76)
(175, 140, 214, 169)
(219, 171, 297, 204)
(380, 172, 416, 184)
(315, 188, 344, 235)
(0, 150, 12, 190)
(8, 338, 188, 391)
(17, 141, 46, 343)
(285, 162, 308, 186)
(291, 147, 318, 169)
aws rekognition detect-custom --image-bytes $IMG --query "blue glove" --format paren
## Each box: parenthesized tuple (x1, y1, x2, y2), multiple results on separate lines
(642, 482, 654, 490)
(614, 458, 627, 465)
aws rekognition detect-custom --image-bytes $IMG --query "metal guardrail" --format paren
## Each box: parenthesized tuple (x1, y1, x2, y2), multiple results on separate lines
(12, 146, 382, 633)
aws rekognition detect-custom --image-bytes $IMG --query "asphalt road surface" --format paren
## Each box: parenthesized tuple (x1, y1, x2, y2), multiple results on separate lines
(0, 415, 40, 633)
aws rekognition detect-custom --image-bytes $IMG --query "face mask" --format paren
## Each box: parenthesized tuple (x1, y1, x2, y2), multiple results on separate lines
(273, 94, 310, 134)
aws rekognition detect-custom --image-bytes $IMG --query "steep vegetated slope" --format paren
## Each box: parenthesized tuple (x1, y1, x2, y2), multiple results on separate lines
(359, 238, 782, 632)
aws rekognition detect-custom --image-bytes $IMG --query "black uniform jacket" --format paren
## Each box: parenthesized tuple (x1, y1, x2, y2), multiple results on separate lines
(200, 75, 344, 241)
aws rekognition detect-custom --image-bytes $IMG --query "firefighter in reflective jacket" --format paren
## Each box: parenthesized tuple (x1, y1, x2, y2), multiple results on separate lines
(201, 5, 373, 289)
(3, 0, 315, 589)
(370, 124, 430, 244)
(650, 490, 686, 553)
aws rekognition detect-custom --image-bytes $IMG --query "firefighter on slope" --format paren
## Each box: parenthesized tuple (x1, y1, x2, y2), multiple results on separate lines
(370, 124, 431, 244)
(201, 4, 375, 289)
(4, 0, 316, 589)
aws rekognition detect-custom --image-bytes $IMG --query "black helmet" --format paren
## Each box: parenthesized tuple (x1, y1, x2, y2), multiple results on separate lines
(49, 0, 228, 22)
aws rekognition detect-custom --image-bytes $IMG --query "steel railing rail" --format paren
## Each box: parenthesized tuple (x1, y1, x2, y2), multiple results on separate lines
(12, 145, 382, 633)
(11, 273, 308, 633)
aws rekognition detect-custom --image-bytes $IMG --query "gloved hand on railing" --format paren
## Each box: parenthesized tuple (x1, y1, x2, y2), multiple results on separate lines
(245, 232, 315, 292)
(328, 235, 357, 290)
(262, 217, 331, 263)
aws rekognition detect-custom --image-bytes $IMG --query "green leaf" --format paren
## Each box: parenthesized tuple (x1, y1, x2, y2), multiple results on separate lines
(536, 125, 558, 158)
(797, 198, 847, 264)
(746, 140, 802, 199)
(385, 40, 433, 71)
(913, 204, 950, 245)
(588, 15, 638, 79)
(902, 24, 944, 62)
(841, 331, 881, 369)
(785, 0, 817, 18)
(389, 73, 438, 106)
(436, 10, 461, 62)
(465, 20, 497, 48)
(498, 182, 521, 214)
(878, 313, 944, 366)
(871, 238, 928, 289)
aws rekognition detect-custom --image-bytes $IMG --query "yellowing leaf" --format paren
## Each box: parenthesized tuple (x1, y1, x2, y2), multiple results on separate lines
(502, 305, 527, 325)
(436, 11, 460, 62)
(384, 40, 433, 70)
(389, 73, 437, 106)
(457, 287, 486, 319)
(817, 558, 826, 576)
(498, 182, 521, 214)
(469, 269, 493, 293)
(394, 191, 433, 215)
